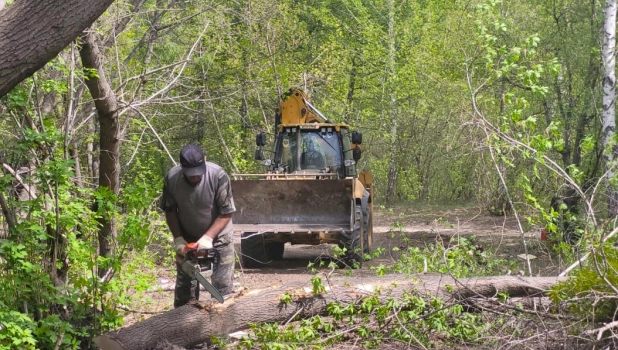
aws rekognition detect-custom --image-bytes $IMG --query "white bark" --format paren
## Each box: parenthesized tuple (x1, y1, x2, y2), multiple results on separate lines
(386, 0, 399, 204)
(602, 0, 618, 215)
(0, 0, 7, 11)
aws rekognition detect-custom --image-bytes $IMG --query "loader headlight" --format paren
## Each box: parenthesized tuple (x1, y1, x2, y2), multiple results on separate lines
(344, 159, 355, 167)
(263, 159, 272, 166)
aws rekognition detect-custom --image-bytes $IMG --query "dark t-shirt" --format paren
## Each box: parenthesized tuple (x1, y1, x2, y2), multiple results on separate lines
(160, 162, 236, 241)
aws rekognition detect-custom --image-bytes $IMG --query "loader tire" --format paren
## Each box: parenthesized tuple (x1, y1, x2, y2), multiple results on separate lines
(240, 232, 285, 267)
(342, 203, 370, 268)
(265, 242, 285, 260)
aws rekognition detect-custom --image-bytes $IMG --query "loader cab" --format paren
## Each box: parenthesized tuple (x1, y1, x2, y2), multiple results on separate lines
(271, 125, 358, 178)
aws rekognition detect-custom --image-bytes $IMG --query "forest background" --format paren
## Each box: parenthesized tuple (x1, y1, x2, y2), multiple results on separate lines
(2, 0, 618, 348)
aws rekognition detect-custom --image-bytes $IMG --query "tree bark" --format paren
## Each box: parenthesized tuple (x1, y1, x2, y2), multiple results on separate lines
(94, 275, 565, 350)
(0, 0, 116, 97)
(70, 140, 84, 188)
(385, 0, 399, 204)
(344, 53, 358, 125)
(602, 0, 618, 216)
(0, 191, 15, 236)
(86, 114, 98, 185)
(79, 30, 120, 259)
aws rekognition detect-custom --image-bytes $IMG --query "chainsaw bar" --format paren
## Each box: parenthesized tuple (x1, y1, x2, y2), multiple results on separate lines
(181, 261, 225, 303)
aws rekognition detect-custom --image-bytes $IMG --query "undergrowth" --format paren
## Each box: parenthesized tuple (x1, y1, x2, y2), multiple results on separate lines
(215, 225, 519, 349)
(550, 240, 618, 322)
(232, 292, 491, 350)
(382, 231, 515, 278)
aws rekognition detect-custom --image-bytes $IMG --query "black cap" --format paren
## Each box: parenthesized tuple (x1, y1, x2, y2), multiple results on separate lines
(179, 145, 206, 176)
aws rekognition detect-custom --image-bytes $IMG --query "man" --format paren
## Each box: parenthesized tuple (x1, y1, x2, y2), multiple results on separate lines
(302, 137, 325, 169)
(160, 144, 236, 307)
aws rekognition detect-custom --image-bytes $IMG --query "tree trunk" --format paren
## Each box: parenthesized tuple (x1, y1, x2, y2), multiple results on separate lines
(602, 0, 618, 216)
(70, 140, 84, 188)
(385, 0, 399, 204)
(0, 0, 116, 97)
(0, 191, 15, 236)
(87, 116, 98, 184)
(344, 53, 358, 125)
(94, 275, 565, 350)
(79, 30, 120, 259)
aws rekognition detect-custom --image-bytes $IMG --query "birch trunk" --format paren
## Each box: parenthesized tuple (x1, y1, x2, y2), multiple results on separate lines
(602, 0, 618, 216)
(385, 0, 399, 204)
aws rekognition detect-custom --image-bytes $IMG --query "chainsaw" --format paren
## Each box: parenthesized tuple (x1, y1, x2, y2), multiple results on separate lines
(181, 242, 225, 303)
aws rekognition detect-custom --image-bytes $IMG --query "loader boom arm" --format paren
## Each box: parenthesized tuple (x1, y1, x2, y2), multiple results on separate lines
(277, 89, 331, 125)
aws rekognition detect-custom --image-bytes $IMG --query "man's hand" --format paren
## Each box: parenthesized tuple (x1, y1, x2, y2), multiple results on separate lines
(174, 236, 188, 256)
(175, 253, 184, 265)
(197, 235, 213, 249)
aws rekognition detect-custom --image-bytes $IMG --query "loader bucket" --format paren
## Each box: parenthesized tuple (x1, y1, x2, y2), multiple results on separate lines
(231, 179, 353, 232)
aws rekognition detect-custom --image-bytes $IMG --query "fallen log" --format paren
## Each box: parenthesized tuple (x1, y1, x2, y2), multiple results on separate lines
(94, 274, 566, 350)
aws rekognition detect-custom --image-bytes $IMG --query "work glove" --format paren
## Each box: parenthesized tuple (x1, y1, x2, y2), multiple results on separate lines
(174, 236, 188, 256)
(197, 235, 214, 249)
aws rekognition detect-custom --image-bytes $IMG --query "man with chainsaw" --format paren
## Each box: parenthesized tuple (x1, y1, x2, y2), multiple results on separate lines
(160, 144, 236, 307)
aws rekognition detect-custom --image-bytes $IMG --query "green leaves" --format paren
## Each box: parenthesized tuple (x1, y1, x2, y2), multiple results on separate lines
(82, 67, 99, 81)
(5, 85, 29, 109)
(0, 119, 164, 349)
(385, 233, 513, 278)
(551, 241, 618, 321)
(280, 292, 293, 305)
(311, 275, 326, 295)
(0, 309, 37, 350)
(241, 290, 490, 350)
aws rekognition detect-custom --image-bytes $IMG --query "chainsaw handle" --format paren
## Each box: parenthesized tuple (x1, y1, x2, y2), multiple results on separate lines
(182, 242, 199, 261)
(183, 242, 198, 254)
(183, 243, 219, 262)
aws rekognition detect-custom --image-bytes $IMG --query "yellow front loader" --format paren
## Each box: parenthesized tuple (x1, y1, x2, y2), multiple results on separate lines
(231, 89, 373, 267)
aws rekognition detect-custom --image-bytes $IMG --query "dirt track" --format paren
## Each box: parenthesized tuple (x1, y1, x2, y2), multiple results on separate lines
(231, 205, 536, 291)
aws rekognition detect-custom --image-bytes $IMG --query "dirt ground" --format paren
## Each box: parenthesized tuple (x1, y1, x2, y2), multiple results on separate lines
(125, 203, 564, 325)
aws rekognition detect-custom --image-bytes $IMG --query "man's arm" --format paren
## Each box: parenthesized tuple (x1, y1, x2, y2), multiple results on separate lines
(197, 170, 235, 247)
(165, 211, 183, 239)
(160, 175, 186, 255)
(161, 176, 182, 239)
(202, 213, 232, 240)
(166, 211, 189, 256)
